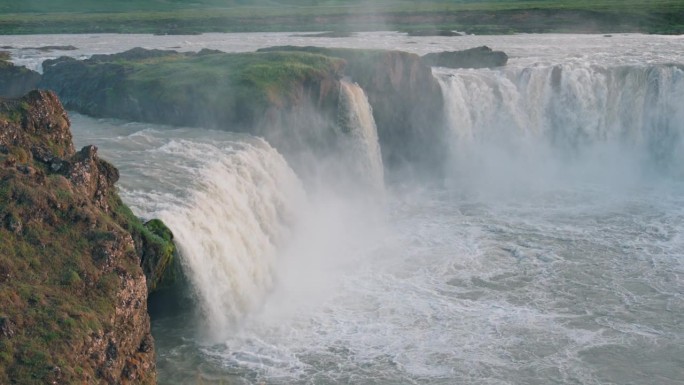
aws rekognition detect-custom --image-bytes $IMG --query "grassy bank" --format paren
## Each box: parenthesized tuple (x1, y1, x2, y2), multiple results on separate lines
(0, 0, 682, 35)
(41, 49, 345, 130)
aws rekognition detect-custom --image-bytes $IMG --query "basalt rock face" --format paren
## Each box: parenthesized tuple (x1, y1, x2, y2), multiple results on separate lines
(42, 46, 449, 176)
(40, 48, 345, 172)
(0, 58, 42, 98)
(40, 48, 343, 133)
(422, 46, 508, 69)
(259, 46, 448, 175)
(0, 90, 169, 384)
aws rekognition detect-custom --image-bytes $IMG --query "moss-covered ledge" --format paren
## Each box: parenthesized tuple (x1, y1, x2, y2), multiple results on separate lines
(40, 48, 345, 131)
(0, 52, 41, 98)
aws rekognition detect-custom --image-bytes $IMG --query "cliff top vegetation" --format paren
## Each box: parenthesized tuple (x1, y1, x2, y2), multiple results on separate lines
(41, 49, 346, 128)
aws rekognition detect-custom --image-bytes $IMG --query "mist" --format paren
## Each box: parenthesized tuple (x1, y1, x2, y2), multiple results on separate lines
(436, 63, 684, 201)
(53, 31, 684, 384)
(69, 73, 389, 342)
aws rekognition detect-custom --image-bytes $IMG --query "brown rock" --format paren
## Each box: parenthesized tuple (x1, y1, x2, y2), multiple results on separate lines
(0, 90, 157, 385)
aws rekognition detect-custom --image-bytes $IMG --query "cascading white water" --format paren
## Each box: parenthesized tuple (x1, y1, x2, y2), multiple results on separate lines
(58, 34, 684, 385)
(438, 63, 684, 155)
(337, 80, 385, 193)
(68, 117, 307, 338)
(157, 138, 306, 336)
(437, 64, 684, 190)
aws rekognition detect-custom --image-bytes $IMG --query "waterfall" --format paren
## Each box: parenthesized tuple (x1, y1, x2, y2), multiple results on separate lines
(154, 137, 306, 337)
(337, 80, 385, 193)
(437, 64, 684, 182)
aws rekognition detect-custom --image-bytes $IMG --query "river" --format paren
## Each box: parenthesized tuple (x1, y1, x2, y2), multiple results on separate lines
(2, 32, 683, 384)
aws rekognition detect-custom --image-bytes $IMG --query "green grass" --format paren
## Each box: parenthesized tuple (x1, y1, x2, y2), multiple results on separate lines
(0, 97, 165, 384)
(0, 0, 682, 34)
(45, 49, 345, 127)
(0, 170, 118, 384)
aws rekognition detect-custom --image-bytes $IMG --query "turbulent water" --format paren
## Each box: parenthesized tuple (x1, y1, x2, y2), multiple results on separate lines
(5, 32, 683, 384)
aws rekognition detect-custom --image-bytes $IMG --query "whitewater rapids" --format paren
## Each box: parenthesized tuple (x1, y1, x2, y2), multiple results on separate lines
(52, 32, 684, 385)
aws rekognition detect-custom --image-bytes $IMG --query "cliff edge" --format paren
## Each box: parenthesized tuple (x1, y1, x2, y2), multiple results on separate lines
(0, 53, 41, 98)
(0, 90, 172, 384)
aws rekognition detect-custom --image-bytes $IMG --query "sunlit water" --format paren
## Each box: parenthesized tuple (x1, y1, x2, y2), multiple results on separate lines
(4, 32, 682, 384)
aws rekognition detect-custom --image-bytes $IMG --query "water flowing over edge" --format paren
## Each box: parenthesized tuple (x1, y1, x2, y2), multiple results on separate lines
(157, 138, 307, 337)
(436, 63, 684, 195)
(62, 41, 684, 383)
(337, 80, 385, 194)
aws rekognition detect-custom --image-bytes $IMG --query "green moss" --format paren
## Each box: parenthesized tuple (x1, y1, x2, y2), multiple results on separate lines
(109, 196, 178, 292)
(145, 218, 173, 243)
(62, 269, 82, 287)
(77, 50, 345, 126)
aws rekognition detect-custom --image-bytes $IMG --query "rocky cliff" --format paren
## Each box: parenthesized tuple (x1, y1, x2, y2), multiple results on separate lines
(40, 48, 343, 133)
(0, 53, 41, 98)
(0, 90, 173, 384)
(40, 48, 346, 174)
(41, 46, 448, 176)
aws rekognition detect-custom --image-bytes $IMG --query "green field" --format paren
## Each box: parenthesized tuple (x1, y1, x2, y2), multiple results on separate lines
(0, 0, 682, 34)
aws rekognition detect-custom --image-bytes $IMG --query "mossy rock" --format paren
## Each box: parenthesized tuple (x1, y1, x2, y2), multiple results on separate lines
(107, 197, 177, 293)
(144, 218, 173, 243)
(141, 218, 178, 291)
(41, 48, 345, 130)
(0, 91, 157, 384)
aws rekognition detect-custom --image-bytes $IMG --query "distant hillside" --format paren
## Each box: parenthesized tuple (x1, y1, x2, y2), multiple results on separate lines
(0, 0, 682, 34)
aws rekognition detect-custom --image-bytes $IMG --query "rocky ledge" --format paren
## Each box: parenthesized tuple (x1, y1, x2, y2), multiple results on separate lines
(0, 53, 41, 98)
(258, 46, 447, 174)
(40, 46, 449, 175)
(422, 46, 508, 69)
(0, 90, 174, 384)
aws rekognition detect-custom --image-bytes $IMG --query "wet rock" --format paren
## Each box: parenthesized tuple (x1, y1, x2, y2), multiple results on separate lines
(0, 61, 42, 98)
(138, 334, 154, 353)
(405, 29, 464, 36)
(139, 219, 177, 292)
(258, 46, 448, 174)
(23, 45, 77, 52)
(422, 46, 508, 69)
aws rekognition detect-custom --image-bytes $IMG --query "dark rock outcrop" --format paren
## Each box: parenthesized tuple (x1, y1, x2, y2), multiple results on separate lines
(0, 57, 42, 98)
(0, 90, 172, 384)
(88, 47, 181, 63)
(422, 46, 508, 69)
(40, 48, 343, 132)
(40, 48, 347, 176)
(405, 29, 464, 36)
(41, 46, 449, 176)
(259, 46, 448, 174)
